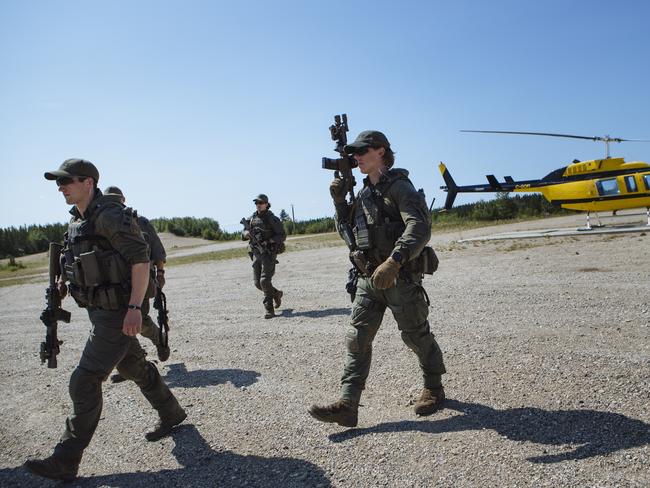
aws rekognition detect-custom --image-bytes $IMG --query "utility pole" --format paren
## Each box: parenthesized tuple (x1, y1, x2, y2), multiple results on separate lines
(291, 204, 295, 222)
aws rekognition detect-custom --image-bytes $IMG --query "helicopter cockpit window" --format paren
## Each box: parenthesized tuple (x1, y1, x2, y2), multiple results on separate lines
(644, 174, 650, 190)
(595, 178, 620, 197)
(624, 175, 638, 193)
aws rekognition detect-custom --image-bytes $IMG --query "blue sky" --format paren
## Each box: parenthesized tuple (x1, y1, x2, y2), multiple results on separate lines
(1, 0, 649, 231)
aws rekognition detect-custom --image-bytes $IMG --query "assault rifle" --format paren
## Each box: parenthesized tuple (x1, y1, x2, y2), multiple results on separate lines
(39, 242, 71, 368)
(322, 113, 357, 251)
(153, 286, 169, 350)
(240, 217, 269, 255)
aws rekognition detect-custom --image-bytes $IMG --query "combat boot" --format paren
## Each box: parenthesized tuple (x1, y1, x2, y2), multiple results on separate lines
(264, 304, 275, 319)
(308, 399, 358, 427)
(273, 289, 283, 309)
(24, 454, 80, 482)
(157, 344, 171, 362)
(413, 387, 445, 416)
(145, 404, 187, 442)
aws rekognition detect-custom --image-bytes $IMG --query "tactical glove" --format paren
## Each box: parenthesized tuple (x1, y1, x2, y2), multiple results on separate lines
(371, 257, 401, 289)
(58, 280, 68, 300)
(330, 177, 347, 203)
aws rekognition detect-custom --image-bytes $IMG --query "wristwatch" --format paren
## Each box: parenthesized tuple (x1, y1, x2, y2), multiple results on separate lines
(128, 304, 142, 311)
(391, 251, 403, 264)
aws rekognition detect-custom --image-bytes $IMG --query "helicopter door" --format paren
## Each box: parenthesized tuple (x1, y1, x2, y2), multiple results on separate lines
(595, 177, 620, 197)
(624, 175, 638, 193)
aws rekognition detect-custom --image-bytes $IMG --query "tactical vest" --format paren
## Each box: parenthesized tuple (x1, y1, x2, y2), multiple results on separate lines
(63, 200, 141, 310)
(350, 172, 435, 275)
(250, 212, 275, 242)
(249, 211, 285, 254)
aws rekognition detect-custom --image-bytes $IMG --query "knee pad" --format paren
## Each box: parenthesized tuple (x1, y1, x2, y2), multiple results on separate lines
(260, 277, 273, 293)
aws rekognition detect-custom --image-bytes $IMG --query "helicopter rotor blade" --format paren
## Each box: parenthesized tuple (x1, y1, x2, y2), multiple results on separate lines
(461, 130, 599, 141)
(461, 130, 650, 143)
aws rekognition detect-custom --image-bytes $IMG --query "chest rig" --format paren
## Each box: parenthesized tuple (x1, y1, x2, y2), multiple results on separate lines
(250, 212, 275, 242)
(350, 174, 406, 274)
(63, 200, 136, 310)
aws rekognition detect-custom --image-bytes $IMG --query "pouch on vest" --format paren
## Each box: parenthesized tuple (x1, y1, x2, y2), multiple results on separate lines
(79, 250, 102, 286)
(420, 246, 439, 274)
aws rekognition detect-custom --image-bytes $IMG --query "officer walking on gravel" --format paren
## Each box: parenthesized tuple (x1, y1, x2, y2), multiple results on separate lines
(24, 159, 186, 482)
(308, 130, 446, 427)
(102, 186, 171, 382)
(242, 194, 286, 318)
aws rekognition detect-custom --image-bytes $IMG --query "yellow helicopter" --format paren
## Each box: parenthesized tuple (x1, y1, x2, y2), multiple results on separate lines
(439, 130, 650, 229)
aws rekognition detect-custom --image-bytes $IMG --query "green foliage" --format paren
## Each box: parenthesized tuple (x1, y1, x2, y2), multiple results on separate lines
(283, 217, 335, 235)
(433, 193, 570, 224)
(151, 217, 242, 241)
(0, 256, 26, 272)
(0, 223, 67, 258)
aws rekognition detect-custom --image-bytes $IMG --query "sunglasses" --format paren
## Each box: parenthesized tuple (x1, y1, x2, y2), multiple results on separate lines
(56, 176, 86, 186)
(353, 146, 375, 156)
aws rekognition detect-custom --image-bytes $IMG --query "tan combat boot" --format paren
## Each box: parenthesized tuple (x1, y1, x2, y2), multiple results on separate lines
(24, 454, 80, 482)
(413, 387, 445, 416)
(273, 290, 283, 309)
(308, 399, 358, 427)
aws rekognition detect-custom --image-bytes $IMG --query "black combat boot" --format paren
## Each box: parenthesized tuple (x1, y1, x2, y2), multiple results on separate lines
(273, 289, 283, 309)
(308, 399, 358, 427)
(24, 454, 80, 482)
(413, 387, 445, 416)
(264, 306, 275, 319)
(145, 403, 187, 442)
(157, 344, 171, 362)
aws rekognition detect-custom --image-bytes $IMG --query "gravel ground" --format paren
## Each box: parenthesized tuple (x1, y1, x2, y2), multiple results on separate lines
(0, 217, 649, 487)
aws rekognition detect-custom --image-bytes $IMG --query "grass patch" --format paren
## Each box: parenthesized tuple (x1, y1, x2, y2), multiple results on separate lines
(166, 232, 345, 267)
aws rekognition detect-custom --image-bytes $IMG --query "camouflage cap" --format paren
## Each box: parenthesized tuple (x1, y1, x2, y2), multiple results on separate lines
(344, 130, 391, 154)
(44, 158, 99, 182)
(253, 194, 269, 204)
(104, 186, 124, 197)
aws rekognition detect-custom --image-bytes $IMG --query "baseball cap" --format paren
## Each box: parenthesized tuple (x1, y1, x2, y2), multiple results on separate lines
(44, 158, 99, 182)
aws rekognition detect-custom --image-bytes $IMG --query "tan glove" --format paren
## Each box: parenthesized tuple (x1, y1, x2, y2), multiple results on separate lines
(156, 269, 166, 289)
(57, 280, 67, 300)
(330, 177, 347, 203)
(371, 257, 401, 289)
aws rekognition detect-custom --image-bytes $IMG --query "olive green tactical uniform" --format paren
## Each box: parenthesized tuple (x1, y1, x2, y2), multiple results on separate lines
(246, 209, 286, 312)
(334, 169, 446, 406)
(54, 190, 182, 464)
(137, 215, 166, 347)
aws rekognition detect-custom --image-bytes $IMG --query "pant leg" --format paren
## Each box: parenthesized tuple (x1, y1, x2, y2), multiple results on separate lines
(252, 253, 263, 291)
(340, 277, 386, 405)
(139, 299, 160, 347)
(54, 309, 131, 461)
(54, 308, 180, 461)
(259, 253, 277, 307)
(386, 279, 446, 389)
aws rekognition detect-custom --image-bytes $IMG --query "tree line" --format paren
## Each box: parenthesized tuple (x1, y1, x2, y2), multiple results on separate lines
(0, 195, 567, 258)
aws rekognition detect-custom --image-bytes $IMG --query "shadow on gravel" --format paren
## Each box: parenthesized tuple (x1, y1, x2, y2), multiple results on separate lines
(279, 307, 350, 318)
(163, 363, 261, 389)
(5, 425, 331, 487)
(329, 399, 650, 463)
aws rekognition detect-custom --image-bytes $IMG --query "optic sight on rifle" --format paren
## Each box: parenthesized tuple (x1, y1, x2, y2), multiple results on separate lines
(321, 113, 357, 203)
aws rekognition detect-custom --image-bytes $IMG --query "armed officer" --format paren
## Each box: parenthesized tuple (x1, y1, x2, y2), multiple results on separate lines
(242, 194, 286, 318)
(103, 186, 171, 374)
(308, 131, 446, 427)
(24, 159, 186, 482)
